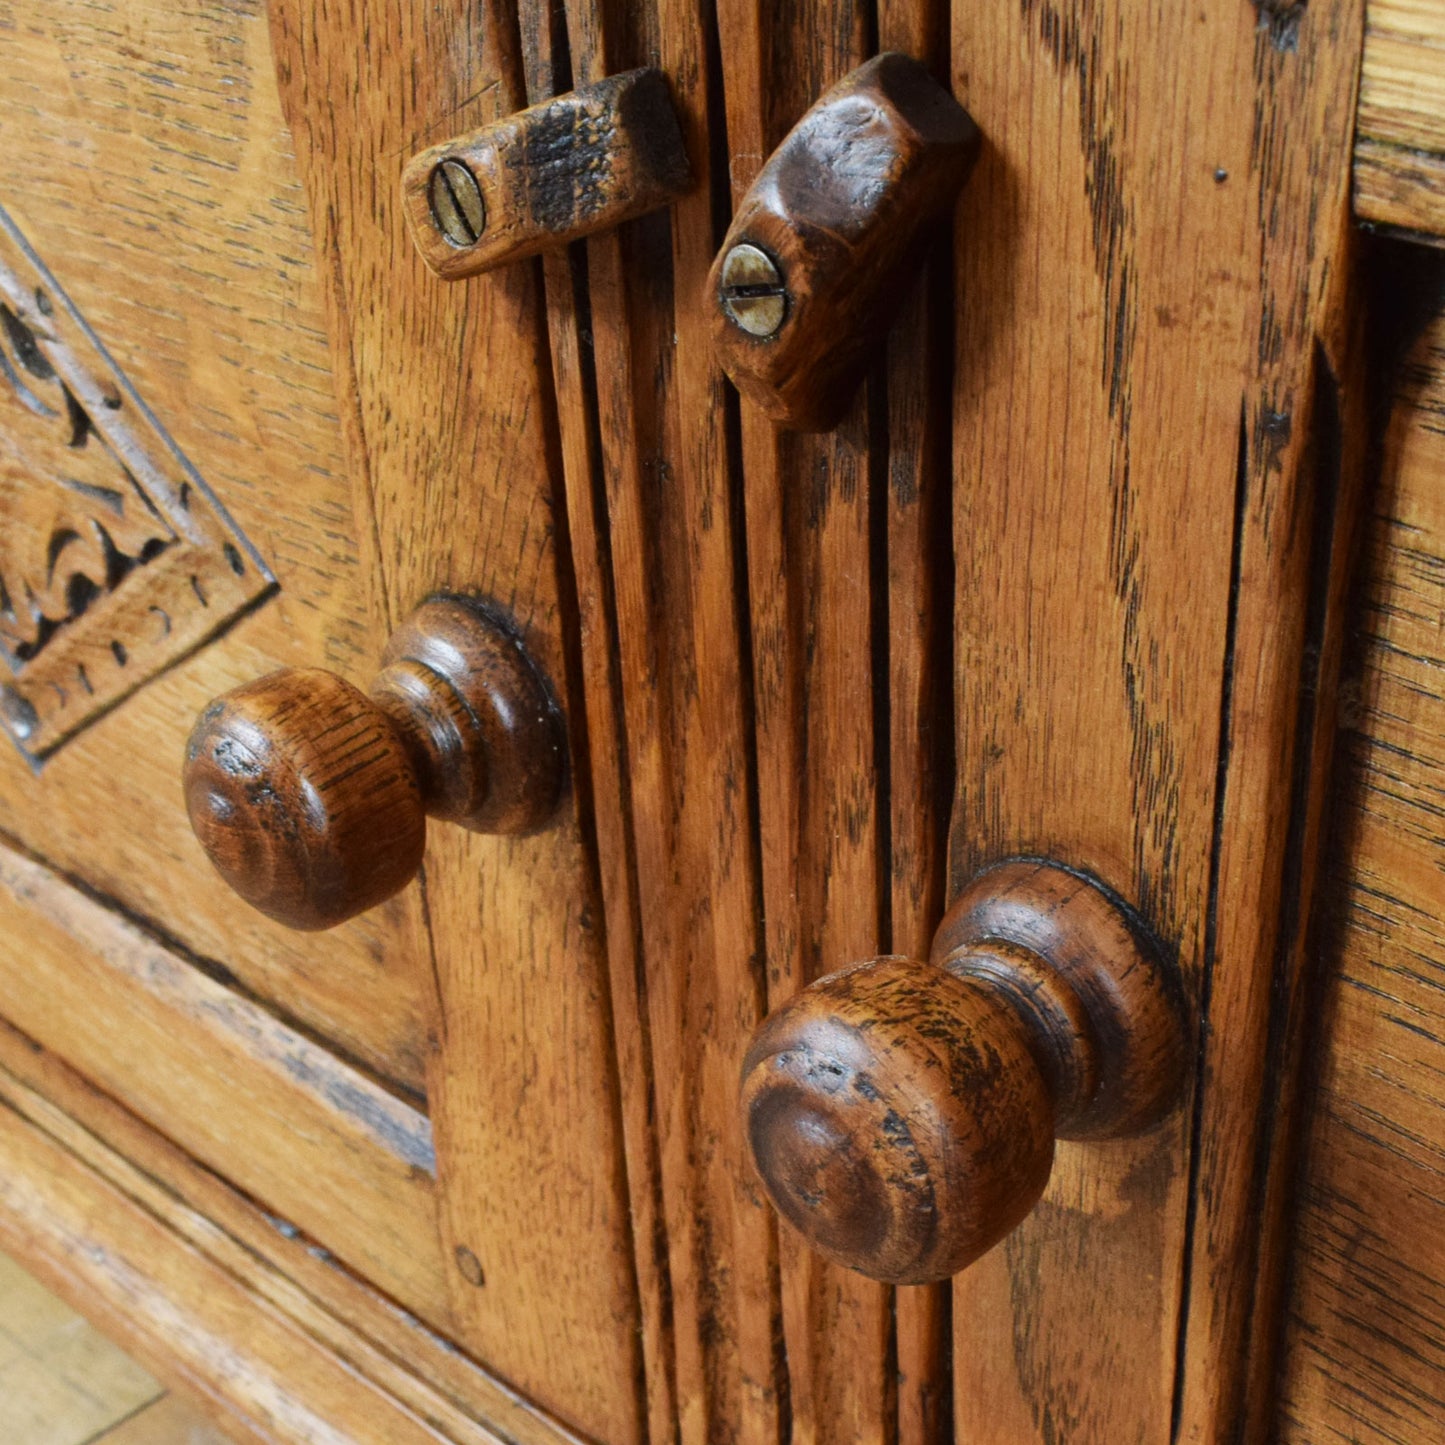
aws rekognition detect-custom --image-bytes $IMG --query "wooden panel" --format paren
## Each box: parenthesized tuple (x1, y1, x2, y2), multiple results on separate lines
(0, 842, 449, 1327)
(946, 3, 1364, 1442)
(1279, 280, 1445, 1444)
(265, 3, 644, 1438)
(0, 1087, 475, 1445)
(1355, 0, 1445, 239)
(0, 0, 430, 1096)
(0, 1016, 588, 1445)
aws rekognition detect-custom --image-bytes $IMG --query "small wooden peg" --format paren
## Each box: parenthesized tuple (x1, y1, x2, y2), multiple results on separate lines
(401, 68, 693, 280)
(707, 52, 980, 431)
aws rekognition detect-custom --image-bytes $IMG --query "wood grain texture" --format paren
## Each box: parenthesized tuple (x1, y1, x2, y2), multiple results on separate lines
(0, 1087, 480, 1445)
(515, 0, 788, 1437)
(945, 2, 1363, 1441)
(1354, 0, 1445, 238)
(707, 52, 978, 431)
(1278, 277, 1445, 1445)
(0, 0, 432, 1098)
(0, 1017, 591, 1445)
(0, 840, 450, 1328)
(402, 69, 692, 279)
(876, 5, 955, 1433)
(184, 598, 564, 929)
(266, 2, 644, 1436)
(742, 861, 1184, 1284)
(712, 2, 899, 1435)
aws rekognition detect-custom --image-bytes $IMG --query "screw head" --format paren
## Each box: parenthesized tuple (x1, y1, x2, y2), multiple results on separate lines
(719, 243, 787, 338)
(429, 159, 487, 248)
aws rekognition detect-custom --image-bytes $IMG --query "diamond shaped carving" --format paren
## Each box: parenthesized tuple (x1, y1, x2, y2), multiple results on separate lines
(0, 205, 273, 762)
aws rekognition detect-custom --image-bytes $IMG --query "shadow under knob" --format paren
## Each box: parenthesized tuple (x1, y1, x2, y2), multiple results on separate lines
(183, 596, 564, 930)
(740, 860, 1186, 1284)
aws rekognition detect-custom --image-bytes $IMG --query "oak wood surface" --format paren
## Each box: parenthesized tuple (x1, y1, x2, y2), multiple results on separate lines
(0, 1016, 590, 1445)
(265, 2, 645, 1436)
(1277, 275, 1445, 1445)
(0, 0, 431, 1098)
(1354, 0, 1445, 239)
(945, 2, 1364, 1441)
(0, 1080, 480, 1445)
(0, 839, 451, 1327)
(402, 69, 692, 280)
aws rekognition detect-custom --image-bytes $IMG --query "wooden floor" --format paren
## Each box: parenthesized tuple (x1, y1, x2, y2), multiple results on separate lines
(0, 1252, 230, 1444)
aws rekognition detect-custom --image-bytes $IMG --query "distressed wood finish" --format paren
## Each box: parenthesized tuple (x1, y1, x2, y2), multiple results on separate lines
(0, 0, 433, 1098)
(946, 2, 1365, 1442)
(0, 1016, 589, 1445)
(0, 1078, 507, 1445)
(513, 0, 786, 1438)
(0, 841, 450, 1327)
(1278, 273, 1445, 1444)
(711, 2, 901, 1435)
(266, 1, 644, 1436)
(1354, 0, 1445, 240)
(743, 861, 1184, 1284)
(707, 53, 978, 431)
(402, 69, 692, 279)
(184, 597, 564, 929)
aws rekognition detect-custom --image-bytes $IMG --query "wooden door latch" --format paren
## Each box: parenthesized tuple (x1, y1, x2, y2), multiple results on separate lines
(708, 52, 980, 430)
(402, 68, 693, 279)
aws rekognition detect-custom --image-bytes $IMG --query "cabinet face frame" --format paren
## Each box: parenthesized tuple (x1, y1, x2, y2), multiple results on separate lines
(0, 1, 1382, 1443)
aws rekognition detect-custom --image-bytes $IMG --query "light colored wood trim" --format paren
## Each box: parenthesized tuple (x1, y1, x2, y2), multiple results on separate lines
(0, 841, 450, 1328)
(0, 1018, 589, 1445)
(0, 1093, 473, 1444)
(1355, 0, 1445, 237)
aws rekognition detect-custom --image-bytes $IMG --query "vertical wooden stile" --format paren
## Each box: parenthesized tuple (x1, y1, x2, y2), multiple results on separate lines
(876, 0, 955, 1438)
(713, 2, 896, 1439)
(267, 2, 645, 1439)
(944, 2, 1366, 1441)
(523, 0, 787, 1438)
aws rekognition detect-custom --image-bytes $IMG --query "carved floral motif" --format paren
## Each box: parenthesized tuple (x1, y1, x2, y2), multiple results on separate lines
(0, 206, 272, 762)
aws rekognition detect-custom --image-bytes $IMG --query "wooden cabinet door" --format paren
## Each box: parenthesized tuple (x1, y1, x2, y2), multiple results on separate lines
(0, 0, 1413, 1442)
(0, 5, 642, 1440)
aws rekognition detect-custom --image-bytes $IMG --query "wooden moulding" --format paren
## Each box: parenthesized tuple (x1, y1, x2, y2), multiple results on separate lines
(0, 1026, 589, 1445)
(0, 839, 451, 1328)
(1354, 0, 1445, 241)
(401, 68, 693, 280)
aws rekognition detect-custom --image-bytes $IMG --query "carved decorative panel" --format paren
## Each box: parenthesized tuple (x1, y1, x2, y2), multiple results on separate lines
(0, 205, 273, 762)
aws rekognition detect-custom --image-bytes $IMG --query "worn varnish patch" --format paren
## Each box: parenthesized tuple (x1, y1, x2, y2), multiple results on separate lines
(0, 207, 273, 763)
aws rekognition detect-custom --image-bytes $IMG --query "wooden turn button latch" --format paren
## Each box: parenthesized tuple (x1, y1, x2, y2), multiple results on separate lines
(707, 52, 980, 430)
(402, 68, 693, 279)
(183, 598, 565, 930)
(740, 860, 1187, 1283)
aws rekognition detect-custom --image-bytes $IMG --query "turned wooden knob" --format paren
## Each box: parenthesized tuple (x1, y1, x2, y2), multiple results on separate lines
(183, 597, 564, 930)
(740, 860, 1186, 1284)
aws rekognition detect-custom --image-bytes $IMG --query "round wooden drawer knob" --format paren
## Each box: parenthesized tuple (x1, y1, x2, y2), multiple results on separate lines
(739, 860, 1186, 1284)
(183, 597, 564, 930)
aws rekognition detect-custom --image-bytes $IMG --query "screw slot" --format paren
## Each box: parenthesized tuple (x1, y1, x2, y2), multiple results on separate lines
(429, 159, 487, 249)
(720, 243, 788, 339)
